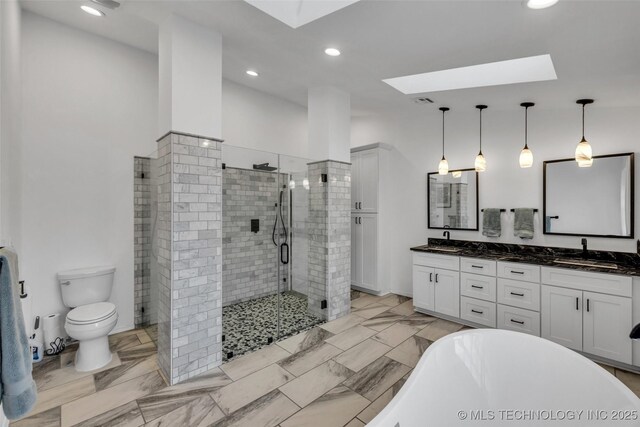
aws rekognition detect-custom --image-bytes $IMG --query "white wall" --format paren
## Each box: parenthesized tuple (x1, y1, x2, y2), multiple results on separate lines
(352, 106, 640, 297)
(0, 0, 22, 250)
(21, 12, 159, 332)
(19, 12, 311, 333)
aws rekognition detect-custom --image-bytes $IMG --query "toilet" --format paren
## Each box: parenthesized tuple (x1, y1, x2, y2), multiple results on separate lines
(57, 266, 118, 372)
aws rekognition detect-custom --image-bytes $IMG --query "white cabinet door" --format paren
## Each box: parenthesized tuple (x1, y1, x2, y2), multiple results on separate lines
(358, 149, 378, 213)
(434, 268, 460, 318)
(413, 265, 435, 311)
(541, 285, 583, 351)
(351, 214, 360, 286)
(351, 154, 361, 212)
(360, 214, 378, 291)
(583, 292, 632, 364)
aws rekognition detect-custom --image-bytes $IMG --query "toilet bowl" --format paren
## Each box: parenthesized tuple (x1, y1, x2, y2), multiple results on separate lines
(58, 266, 117, 372)
(65, 302, 118, 372)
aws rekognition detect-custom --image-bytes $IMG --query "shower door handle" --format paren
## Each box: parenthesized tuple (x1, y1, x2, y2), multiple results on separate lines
(280, 243, 289, 265)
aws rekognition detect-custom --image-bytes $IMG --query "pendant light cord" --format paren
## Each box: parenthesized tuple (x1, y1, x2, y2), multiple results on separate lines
(479, 108, 483, 154)
(524, 106, 529, 149)
(582, 103, 585, 140)
(442, 109, 445, 159)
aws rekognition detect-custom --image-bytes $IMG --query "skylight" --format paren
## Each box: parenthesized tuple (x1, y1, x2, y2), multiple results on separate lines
(383, 54, 557, 95)
(244, 0, 360, 29)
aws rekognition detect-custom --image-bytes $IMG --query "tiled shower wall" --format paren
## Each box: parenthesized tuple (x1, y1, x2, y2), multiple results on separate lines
(133, 157, 151, 327)
(307, 160, 351, 321)
(222, 167, 289, 306)
(156, 132, 224, 385)
(291, 172, 309, 296)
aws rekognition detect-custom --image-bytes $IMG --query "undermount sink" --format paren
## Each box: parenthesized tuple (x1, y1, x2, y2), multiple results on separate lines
(427, 247, 462, 253)
(553, 258, 618, 270)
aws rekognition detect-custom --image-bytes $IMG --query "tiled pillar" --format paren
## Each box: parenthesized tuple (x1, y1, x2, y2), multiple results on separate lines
(307, 160, 351, 321)
(156, 131, 223, 385)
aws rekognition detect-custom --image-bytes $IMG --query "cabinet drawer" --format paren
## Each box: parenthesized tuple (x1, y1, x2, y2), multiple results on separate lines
(460, 296, 496, 328)
(460, 273, 496, 302)
(497, 262, 540, 283)
(413, 252, 459, 271)
(460, 257, 497, 277)
(541, 267, 632, 298)
(497, 278, 540, 311)
(497, 304, 540, 336)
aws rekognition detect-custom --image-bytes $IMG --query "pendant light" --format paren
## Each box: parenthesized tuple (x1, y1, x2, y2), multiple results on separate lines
(438, 107, 450, 175)
(575, 99, 594, 167)
(519, 102, 535, 168)
(474, 105, 487, 172)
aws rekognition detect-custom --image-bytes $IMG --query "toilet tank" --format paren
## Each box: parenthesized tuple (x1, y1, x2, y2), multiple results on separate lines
(58, 266, 116, 308)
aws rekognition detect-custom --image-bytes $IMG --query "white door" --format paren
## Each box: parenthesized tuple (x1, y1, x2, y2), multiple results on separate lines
(360, 214, 378, 292)
(583, 292, 632, 364)
(541, 285, 583, 351)
(413, 265, 434, 311)
(351, 214, 361, 286)
(351, 153, 361, 212)
(358, 150, 378, 213)
(434, 268, 460, 317)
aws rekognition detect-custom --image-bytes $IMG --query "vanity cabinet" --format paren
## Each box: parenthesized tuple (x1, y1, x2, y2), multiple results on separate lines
(412, 253, 460, 317)
(412, 251, 635, 367)
(541, 285, 632, 364)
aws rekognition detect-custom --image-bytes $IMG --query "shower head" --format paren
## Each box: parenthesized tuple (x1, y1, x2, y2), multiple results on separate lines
(253, 163, 277, 172)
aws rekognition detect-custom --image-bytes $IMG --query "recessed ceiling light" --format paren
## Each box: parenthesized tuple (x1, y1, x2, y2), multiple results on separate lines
(526, 0, 558, 9)
(383, 54, 557, 95)
(325, 48, 341, 57)
(80, 5, 105, 16)
(246, 70, 259, 77)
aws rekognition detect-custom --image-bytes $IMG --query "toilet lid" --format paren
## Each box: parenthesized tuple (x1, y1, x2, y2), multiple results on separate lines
(67, 302, 116, 325)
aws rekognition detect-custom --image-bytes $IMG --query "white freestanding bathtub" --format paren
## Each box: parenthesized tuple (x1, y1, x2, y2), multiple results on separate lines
(368, 329, 640, 426)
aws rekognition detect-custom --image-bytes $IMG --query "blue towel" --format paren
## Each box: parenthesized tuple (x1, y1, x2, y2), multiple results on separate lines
(0, 248, 36, 419)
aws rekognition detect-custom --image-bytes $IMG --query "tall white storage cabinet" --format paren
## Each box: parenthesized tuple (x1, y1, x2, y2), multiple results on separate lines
(351, 144, 390, 295)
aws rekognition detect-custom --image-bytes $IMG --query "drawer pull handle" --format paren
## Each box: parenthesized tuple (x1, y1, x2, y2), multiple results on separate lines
(429, 273, 433, 283)
(471, 309, 484, 315)
(435, 274, 439, 283)
(587, 298, 590, 312)
(576, 297, 579, 311)
(510, 319, 525, 325)
(510, 270, 525, 275)
(510, 292, 525, 297)
(471, 285, 484, 289)
(471, 265, 484, 269)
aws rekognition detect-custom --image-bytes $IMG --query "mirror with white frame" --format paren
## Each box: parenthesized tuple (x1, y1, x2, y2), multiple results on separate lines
(427, 169, 479, 231)
(544, 153, 634, 238)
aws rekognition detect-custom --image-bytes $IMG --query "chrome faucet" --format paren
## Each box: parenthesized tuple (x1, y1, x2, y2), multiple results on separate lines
(443, 231, 450, 241)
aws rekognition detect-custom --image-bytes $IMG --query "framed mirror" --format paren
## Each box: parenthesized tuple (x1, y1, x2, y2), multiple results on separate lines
(544, 153, 634, 238)
(427, 168, 479, 230)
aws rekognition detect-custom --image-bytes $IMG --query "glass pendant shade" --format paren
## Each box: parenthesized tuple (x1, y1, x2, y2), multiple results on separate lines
(575, 138, 592, 164)
(438, 157, 449, 175)
(575, 99, 594, 167)
(519, 147, 533, 168)
(475, 152, 486, 172)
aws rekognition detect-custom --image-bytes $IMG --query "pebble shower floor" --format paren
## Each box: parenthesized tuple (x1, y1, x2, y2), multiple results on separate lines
(222, 292, 324, 361)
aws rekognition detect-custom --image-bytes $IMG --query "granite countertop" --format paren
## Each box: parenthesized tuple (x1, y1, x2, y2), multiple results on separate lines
(410, 239, 640, 276)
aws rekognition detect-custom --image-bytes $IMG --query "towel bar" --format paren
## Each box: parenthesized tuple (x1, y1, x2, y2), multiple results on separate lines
(509, 209, 539, 212)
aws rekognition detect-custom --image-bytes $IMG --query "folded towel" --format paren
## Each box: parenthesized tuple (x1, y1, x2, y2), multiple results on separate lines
(482, 209, 502, 237)
(0, 248, 37, 420)
(514, 208, 535, 239)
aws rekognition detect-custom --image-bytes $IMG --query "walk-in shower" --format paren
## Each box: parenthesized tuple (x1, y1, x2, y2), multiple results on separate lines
(134, 144, 327, 361)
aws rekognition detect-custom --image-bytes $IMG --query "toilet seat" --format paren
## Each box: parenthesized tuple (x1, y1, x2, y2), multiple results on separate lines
(67, 302, 117, 325)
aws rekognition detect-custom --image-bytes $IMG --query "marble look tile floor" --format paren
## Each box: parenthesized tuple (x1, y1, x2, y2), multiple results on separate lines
(12, 291, 640, 427)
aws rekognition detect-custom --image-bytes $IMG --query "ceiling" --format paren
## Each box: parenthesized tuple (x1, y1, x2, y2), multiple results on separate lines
(20, 0, 640, 116)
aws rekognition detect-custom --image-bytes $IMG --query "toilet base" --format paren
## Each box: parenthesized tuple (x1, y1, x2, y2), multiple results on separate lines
(74, 335, 112, 372)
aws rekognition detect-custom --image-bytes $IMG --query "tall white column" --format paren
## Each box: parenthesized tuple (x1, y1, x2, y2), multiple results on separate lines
(157, 15, 223, 384)
(307, 87, 352, 321)
(159, 14, 222, 139)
